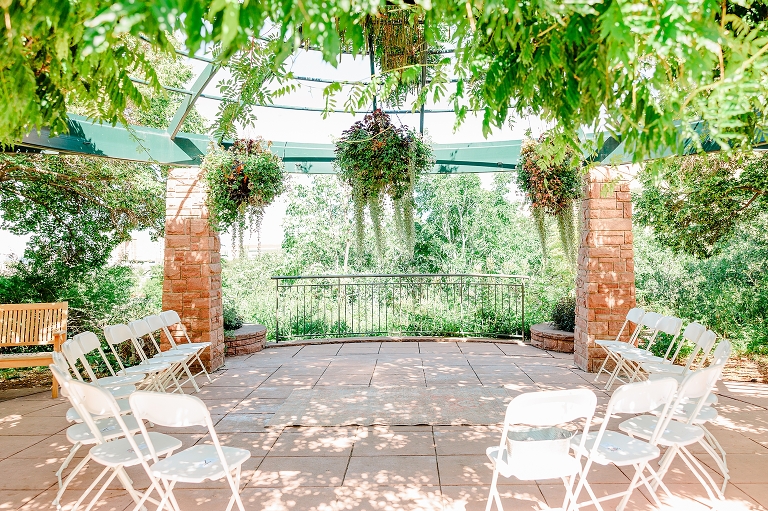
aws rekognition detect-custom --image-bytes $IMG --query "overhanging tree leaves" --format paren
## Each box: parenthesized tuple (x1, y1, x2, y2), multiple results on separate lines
(6, 1, 768, 159)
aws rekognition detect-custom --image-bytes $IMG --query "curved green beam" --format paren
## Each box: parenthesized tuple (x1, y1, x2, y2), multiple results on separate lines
(20, 115, 733, 171)
(17, 115, 528, 172)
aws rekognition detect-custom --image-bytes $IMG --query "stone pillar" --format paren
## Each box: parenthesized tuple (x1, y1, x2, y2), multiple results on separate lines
(161, 167, 225, 371)
(574, 165, 636, 372)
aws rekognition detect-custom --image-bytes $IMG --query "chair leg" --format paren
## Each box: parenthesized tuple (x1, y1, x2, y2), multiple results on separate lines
(55, 450, 90, 509)
(485, 470, 503, 511)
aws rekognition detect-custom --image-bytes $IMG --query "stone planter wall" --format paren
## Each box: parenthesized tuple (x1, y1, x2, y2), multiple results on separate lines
(530, 323, 575, 353)
(224, 324, 267, 356)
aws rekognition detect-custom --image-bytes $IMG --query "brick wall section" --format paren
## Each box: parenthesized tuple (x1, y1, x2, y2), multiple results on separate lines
(574, 165, 636, 372)
(161, 167, 225, 371)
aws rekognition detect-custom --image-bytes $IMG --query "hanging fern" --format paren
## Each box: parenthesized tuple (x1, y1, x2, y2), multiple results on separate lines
(333, 110, 433, 261)
(202, 138, 285, 258)
(517, 134, 582, 263)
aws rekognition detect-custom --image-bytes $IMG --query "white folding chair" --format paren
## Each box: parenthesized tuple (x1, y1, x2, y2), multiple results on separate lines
(159, 310, 213, 383)
(129, 318, 199, 392)
(104, 324, 181, 393)
(642, 325, 713, 377)
(594, 307, 645, 383)
(649, 338, 733, 493)
(605, 315, 683, 389)
(64, 377, 181, 511)
(49, 359, 143, 511)
(67, 332, 147, 388)
(485, 388, 597, 511)
(146, 314, 211, 387)
(129, 391, 251, 511)
(619, 363, 726, 503)
(570, 378, 679, 511)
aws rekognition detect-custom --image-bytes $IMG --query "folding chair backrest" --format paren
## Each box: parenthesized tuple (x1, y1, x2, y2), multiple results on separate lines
(639, 312, 663, 329)
(66, 378, 130, 445)
(612, 307, 645, 344)
(74, 331, 119, 380)
(646, 316, 683, 358)
(711, 338, 732, 367)
(130, 391, 231, 471)
(146, 314, 181, 350)
(505, 388, 597, 426)
(635, 312, 663, 347)
(606, 378, 679, 415)
(130, 391, 209, 428)
(160, 310, 192, 344)
(129, 319, 164, 354)
(50, 361, 74, 400)
(596, 377, 678, 447)
(627, 307, 645, 324)
(681, 328, 716, 372)
(61, 338, 87, 382)
(51, 351, 72, 378)
(105, 324, 150, 364)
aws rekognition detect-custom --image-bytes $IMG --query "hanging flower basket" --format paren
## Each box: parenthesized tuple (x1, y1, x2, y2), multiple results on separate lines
(202, 138, 285, 256)
(333, 109, 433, 259)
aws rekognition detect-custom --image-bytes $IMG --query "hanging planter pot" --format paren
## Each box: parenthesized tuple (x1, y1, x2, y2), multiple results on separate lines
(333, 109, 433, 260)
(202, 138, 285, 257)
(517, 134, 583, 263)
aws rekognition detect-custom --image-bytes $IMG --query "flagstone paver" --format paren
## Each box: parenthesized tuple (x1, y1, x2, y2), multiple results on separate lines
(0, 340, 766, 510)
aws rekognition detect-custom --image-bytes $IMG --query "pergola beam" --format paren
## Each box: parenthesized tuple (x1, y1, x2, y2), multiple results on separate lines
(167, 63, 220, 139)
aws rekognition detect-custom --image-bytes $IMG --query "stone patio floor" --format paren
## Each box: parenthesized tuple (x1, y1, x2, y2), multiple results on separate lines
(1, 340, 768, 511)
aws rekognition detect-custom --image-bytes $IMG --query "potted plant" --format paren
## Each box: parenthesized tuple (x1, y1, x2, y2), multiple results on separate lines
(333, 109, 433, 260)
(517, 134, 582, 263)
(202, 138, 285, 257)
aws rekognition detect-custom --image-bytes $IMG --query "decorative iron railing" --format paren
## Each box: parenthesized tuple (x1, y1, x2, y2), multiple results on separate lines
(272, 273, 528, 342)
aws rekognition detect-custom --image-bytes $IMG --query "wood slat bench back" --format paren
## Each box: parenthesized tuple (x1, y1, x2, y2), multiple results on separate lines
(0, 302, 68, 347)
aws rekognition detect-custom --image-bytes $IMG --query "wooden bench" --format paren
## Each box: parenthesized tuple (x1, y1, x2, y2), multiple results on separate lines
(0, 302, 68, 398)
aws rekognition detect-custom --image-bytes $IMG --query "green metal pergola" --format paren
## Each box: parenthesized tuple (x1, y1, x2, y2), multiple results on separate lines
(11, 52, 715, 170)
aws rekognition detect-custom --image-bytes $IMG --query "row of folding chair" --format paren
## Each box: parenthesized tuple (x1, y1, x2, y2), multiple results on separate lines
(485, 338, 732, 511)
(51, 310, 213, 509)
(594, 307, 717, 390)
(50, 354, 249, 511)
(60, 310, 211, 395)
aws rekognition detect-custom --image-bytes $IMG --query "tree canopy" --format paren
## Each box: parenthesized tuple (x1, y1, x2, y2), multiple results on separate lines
(5, 1, 768, 159)
(634, 151, 768, 258)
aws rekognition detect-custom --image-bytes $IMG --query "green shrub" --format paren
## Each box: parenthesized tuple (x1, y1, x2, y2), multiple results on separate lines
(223, 302, 244, 331)
(551, 296, 576, 332)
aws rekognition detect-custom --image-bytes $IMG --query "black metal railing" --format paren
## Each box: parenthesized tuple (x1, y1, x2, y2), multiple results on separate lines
(272, 273, 528, 342)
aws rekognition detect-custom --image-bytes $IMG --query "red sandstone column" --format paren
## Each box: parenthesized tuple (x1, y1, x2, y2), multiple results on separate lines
(574, 165, 636, 372)
(161, 167, 225, 371)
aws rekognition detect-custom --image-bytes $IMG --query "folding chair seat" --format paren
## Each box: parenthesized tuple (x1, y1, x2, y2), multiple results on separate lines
(641, 323, 709, 376)
(484, 388, 597, 511)
(129, 391, 251, 511)
(619, 362, 727, 503)
(604, 315, 682, 389)
(63, 378, 181, 511)
(594, 307, 645, 383)
(129, 318, 199, 391)
(159, 310, 213, 383)
(569, 378, 679, 511)
(104, 324, 182, 393)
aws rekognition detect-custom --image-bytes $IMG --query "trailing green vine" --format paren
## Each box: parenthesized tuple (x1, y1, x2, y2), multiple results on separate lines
(203, 138, 285, 258)
(333, 110, 433, 260)
(517, 135, 582, 263)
